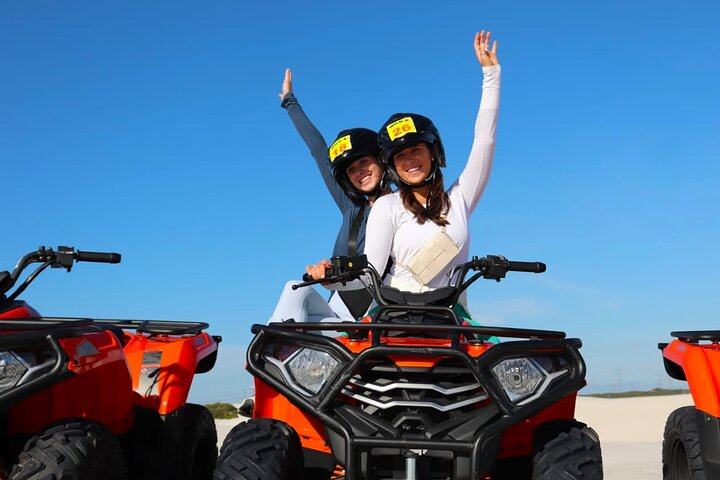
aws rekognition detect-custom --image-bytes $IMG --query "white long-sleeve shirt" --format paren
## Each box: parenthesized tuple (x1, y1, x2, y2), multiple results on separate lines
(364, 64, 501, 293)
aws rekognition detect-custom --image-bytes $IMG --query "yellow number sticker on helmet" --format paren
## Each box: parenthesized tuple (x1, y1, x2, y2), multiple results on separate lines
(329, 135, 353, 162)
(386, 117, 417, 141)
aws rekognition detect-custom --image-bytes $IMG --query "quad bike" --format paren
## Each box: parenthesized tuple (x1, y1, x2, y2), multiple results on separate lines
(215, 254, 602, 479)
(660, 331, 720, 479)
(0, 246, 220, 480)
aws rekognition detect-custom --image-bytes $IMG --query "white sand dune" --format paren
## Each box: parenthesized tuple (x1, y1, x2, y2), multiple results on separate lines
(575, 393, 693, 480)
(215, 393, 695, 479)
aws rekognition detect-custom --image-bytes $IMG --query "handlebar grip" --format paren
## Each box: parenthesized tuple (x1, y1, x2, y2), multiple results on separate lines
(76, 250, 122, 264)
(303, 268, 332, 282)
(507, 261, 546, 273)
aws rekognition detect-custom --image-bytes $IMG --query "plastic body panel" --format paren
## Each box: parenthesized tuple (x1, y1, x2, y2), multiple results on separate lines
(254, 378, 331, 454)
(663, 338, 720, 417)
(0, 302, 41, 319)
(6, 330, 134, 435)
(122, 331, 218, 415)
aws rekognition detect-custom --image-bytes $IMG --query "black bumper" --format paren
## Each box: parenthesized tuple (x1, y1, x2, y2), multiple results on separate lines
(247, 322, 586, 479)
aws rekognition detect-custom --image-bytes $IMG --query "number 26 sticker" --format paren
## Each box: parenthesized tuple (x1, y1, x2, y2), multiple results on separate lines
(387, 117, 417, 141)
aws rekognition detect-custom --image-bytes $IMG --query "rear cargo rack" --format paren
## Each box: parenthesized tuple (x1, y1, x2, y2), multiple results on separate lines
(0, 317, 209, 336)
(95, 319, 209, 335)
(0, 317, 94, 331)
(671, 330, 720, 343)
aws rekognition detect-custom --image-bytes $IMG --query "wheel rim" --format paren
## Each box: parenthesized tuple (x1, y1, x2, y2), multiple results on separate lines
(671, 438, 690, 480)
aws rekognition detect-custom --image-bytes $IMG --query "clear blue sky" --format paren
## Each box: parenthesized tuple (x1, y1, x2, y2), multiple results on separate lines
(2, 0, 719, 402)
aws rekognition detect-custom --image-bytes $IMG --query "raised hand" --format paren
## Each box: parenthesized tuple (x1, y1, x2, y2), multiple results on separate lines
(278, 68, 293, 101)
(474, 30, 499, 67)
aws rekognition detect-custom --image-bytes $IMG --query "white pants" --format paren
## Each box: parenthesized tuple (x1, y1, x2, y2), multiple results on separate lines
(268, 280, 355, 325)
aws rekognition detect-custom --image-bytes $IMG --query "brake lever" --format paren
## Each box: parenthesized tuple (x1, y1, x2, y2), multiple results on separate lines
(291, 277, 326, 290)
(291, 271, 358, 290)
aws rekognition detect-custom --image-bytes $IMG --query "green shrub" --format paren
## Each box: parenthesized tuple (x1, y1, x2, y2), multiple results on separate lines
(205, 402, 238, 419)
(585, 388, 689, 399)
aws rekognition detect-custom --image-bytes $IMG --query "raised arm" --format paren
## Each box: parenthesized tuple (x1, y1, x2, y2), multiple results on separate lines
(279, 68, 351, 211)
(457, 31, 501, 212)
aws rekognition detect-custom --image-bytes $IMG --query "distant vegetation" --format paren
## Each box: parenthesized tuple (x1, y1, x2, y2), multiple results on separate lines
(584, 388, 690, 399)
(205, 402, 238, 419)
(204, 389, 690, 416)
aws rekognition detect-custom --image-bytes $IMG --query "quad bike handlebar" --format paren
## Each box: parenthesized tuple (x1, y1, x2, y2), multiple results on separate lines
(12, 246, 120, 274)
(294, 254, 545, 307)
(462, 255, 545, 279)
(1, 246, 121, 304)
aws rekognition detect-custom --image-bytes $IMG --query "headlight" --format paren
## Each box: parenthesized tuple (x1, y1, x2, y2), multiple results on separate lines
(0, 347, 56, 395)
(287, 348, 340, 395)
(264, 346, 341, 397)
(0, 351, 28, 393)
(491, 356, 569, 405)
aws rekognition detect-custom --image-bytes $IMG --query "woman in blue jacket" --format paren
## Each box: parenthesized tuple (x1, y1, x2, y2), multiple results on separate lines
(268, 69, 390, 323)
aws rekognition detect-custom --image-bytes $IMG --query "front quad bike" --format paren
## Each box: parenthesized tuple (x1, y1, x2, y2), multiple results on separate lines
(659, 332, 720, 480)
(216, 254, 602, 480)
(0, 246, 220, 480)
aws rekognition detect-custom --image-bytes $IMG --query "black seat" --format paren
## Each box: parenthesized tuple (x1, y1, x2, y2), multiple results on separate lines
(378, 286, 456, 307)
(375, 286, 463, 335)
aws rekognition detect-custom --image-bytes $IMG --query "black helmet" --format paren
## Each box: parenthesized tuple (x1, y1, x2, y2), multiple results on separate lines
(377, 113, 446, 186)
(329, 128, 384, 202)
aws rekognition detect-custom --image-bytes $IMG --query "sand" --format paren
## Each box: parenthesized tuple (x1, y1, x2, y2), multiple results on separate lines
(215, 393, 695, 479)
(575, 393, 693, 480)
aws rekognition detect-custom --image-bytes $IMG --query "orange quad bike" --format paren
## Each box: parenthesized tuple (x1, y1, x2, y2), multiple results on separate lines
(660, 331, 720, 480)
(0, 246, 220, 480)
(215, 254, 602, 480)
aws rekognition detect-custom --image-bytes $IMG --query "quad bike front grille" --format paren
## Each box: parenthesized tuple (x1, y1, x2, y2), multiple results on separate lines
(339, 357, 489, 434)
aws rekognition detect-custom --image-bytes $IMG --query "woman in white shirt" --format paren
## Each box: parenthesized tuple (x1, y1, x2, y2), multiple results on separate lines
(359, 30, 501, 323)
(307, 31, 500, 323)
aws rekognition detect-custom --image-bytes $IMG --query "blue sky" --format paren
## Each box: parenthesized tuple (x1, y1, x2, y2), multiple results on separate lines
(2, 0, 719, 402)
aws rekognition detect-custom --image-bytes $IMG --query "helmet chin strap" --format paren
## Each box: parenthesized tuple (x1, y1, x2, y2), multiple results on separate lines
(371, 171, 390, 198)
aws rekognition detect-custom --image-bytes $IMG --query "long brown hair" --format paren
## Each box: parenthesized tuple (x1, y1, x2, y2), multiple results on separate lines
(398, 169, 450, 226)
